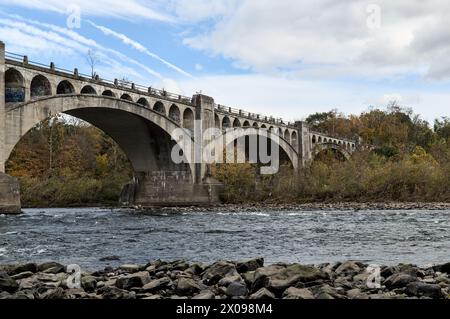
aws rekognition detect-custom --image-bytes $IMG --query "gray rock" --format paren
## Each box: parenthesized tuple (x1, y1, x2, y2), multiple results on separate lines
(116, 271, 150, 290)
(11, 271, 34, 280)
(0, 271, 19, 293)
(282, 287, 314, 299)
(335, 261, 361, 276)
(142, 277, 171, 292)
(405, 282, 443, 299)
(236, 258, 264, 273)
(39, 287, 66, 299)
(176, 277, 201, 296)
(218, 274, 244, 287)
(437, 262, 450, 274)
(253, 264, 328, 294)
(384, 273, 417, 289)
(226, 282, 248, 297)
(100, 286, 136, 299)
(193, 290, 215, 299)
(346, 288, 369, 299)
(249, 288, 275, 299)
(81, 276, 97, 292)
(119, 264, 141, 273)
(202, 261, 239, 285)
(38, 262, 65, 274)
(10, 263, 38, 275)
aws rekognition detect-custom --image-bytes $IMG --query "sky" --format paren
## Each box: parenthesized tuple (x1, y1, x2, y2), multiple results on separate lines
(0, 0, 449, 124)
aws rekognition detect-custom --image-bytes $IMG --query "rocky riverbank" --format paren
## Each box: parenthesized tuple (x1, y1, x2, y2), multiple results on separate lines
(1, 259, 449, 299)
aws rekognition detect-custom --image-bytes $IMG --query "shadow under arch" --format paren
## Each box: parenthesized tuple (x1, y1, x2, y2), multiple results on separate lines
(209, 127, 299, 171)
(312, 142, 351, 162)
(4, 95, 195, 182)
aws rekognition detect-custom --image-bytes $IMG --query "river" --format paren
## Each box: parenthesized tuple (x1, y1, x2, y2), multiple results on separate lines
(0, 208, 449, 270)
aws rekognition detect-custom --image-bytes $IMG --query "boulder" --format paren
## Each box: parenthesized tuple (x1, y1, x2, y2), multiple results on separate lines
(100, 286, 136, 299)
(119, 264, 141, 273)
(405, 282, 443, 299)
(436, 262, 450, 274)
(11, 271, 35, 280)
(184, 264, 204, 276)
(202, 261, 239, 285)
(81, 276, 97, 292)
(218, 274, 244, 287)
(249, 288, 275, 300)
(38, 262, 65, 274)
(335, 261, 361, 276)
(116, 271, 150, 290)
(193, 290, 215, 299)
(226, 282, 248, 297)
(346, 288, 369, 299)
(282, 287, 314, 299)
(142, 277, 171, 292)
(0, 272, 19, 293)
(10, 263, 38, 275)
(384, 273, 417, 289)
(39, 287, 66, 299)
(176, 278, 201, 296)
(236, 258, 264, 273)
(253, 264, 328, 294)
(313, 284, 345, 299)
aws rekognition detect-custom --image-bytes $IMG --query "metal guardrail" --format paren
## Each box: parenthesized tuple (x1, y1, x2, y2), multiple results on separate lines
(5, 51, 297, 127)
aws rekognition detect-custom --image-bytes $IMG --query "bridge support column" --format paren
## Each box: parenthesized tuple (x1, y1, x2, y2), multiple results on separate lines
(0, 41, 21, 214)
(295, 121, 312, 168)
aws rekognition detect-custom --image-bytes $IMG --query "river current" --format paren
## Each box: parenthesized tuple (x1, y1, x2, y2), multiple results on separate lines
(0, 208, 449, 270)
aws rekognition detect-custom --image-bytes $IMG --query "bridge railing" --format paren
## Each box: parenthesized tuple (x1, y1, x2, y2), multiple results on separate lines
(5, 51, 296, 126)
(215, 104, 294, 127)
(4, 51, 194, 104)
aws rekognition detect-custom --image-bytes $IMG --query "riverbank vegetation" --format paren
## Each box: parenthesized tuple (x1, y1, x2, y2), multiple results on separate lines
(5, 115, 132, 207)
(5, 103, 450, 206)
(214, 103, 450, 203)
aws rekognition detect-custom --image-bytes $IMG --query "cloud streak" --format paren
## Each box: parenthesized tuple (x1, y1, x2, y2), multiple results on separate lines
(88, 20, 193, 78)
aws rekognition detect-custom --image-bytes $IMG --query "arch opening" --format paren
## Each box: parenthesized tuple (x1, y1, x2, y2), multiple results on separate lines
(5, 68, 25, 102)
(120, 93, 132, 101)
(183, 108, 195, 132)
(154, 101, 166, 115)
(102, 90, 115, 97)
(57, 80, 75, 95)
(169, 104, 181, 123)
(31, 74, 51, 98)
(222, 116, 231, 129)
(233, 118, 241, 128)
(81, 85, 97, 95)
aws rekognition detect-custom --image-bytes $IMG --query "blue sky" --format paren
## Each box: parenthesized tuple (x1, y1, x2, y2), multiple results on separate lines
(1, 0, 449, 124)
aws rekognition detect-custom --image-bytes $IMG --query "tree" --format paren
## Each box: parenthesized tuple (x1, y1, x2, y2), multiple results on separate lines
(86, 49, 99, 78)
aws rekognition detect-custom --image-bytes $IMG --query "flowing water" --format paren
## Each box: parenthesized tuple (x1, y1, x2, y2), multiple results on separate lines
(0, 208, 449, 270)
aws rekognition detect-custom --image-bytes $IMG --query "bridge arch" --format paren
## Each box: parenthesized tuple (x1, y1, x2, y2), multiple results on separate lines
(233, 118, 241, 127)
(284, 129, 290, 143)
(220, 128, 299, 171)
(153, 101, 165, 115)
(243, 120, 250, 127)
(81, 85, 96, 95)
(312, 142, 351, 161)
(137, 97, 149, 107)
(169, 104, 181, 124)
(222, 116, 231, 129)
(31, 74, 52, 98)
(215, 114, 221, 129)
(4, 95, 194, 181)
(102, 90, 115, 97)
(252, 122, 259, 128)
(120, 93, 132, 101)
(183, 108, 194, 131)
(5, 68, 25, 103)
(57, 80, 75, 95)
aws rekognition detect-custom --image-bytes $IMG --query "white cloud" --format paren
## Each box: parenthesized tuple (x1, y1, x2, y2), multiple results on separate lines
(0, 0, 174, 22)
(180, 0, 450, 81)
(175, 74, 448, 123)
(88, 21, 192, 78)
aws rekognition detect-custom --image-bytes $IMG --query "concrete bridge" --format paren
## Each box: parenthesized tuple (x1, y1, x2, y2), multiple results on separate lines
(0, 42, 358, 214)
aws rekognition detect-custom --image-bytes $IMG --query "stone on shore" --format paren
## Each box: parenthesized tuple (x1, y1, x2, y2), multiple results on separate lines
(116, 271, 150, 290)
